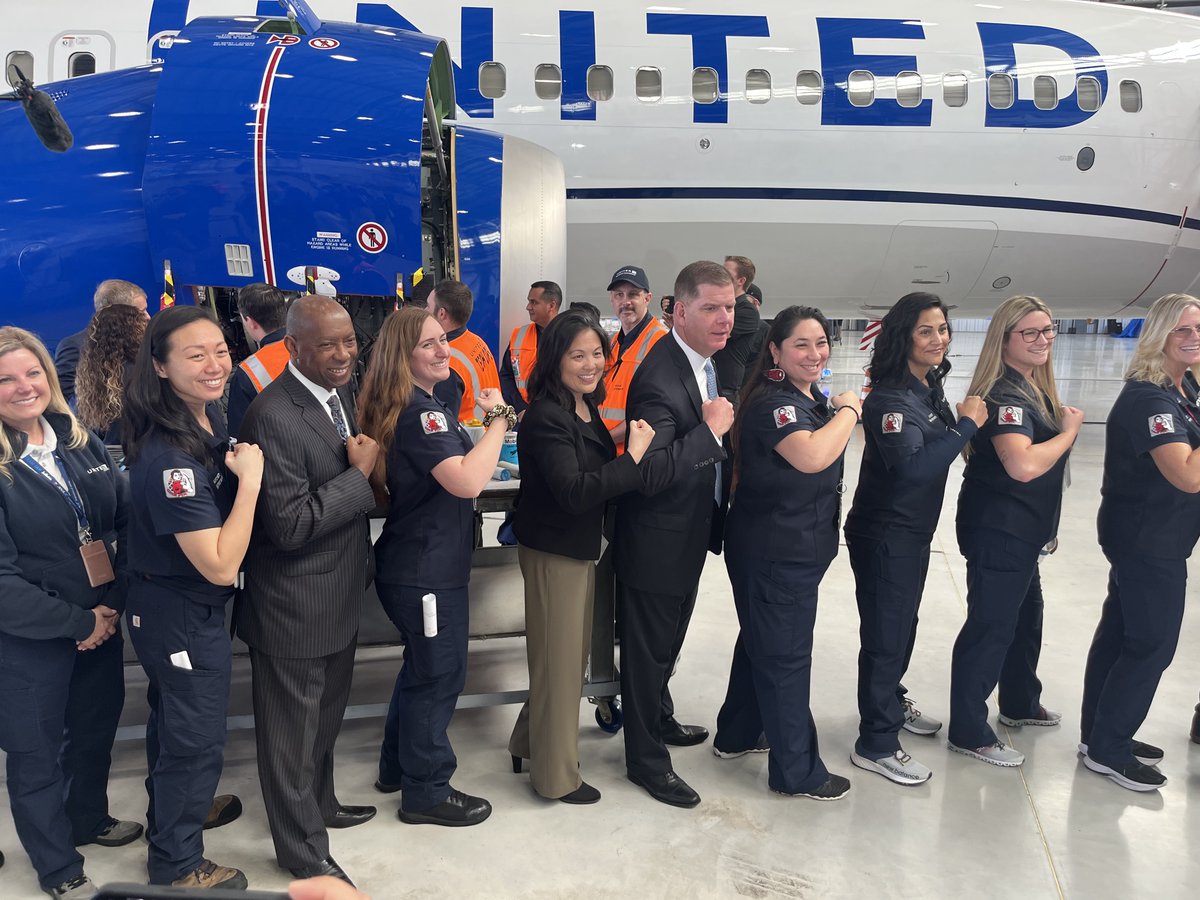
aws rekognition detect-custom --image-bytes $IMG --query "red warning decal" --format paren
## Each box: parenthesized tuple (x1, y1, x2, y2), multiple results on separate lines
(309, 37, 341, 50)
(357, 222, 388, 254)
(266, 34, 301, 46)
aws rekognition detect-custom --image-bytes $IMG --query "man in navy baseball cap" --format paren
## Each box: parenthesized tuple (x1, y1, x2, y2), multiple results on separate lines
(607, 265, 651, 294)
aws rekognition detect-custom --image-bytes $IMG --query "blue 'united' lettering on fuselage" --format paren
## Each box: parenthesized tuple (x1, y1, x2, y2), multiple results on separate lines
(816, 18, 932, 127)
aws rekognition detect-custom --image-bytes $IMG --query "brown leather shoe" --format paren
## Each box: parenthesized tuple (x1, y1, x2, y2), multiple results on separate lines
(1191, 703, 1200, 745)
(202, 794, 242, 830)
(171, 859, 248, 890)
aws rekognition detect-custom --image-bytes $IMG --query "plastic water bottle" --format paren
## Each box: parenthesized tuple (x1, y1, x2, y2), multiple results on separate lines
(818, 367, 834, 398)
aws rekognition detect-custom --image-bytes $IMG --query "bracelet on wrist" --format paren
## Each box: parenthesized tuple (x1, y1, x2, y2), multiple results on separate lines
(482, 404, 517, 430)
(833, 404, 861, 423)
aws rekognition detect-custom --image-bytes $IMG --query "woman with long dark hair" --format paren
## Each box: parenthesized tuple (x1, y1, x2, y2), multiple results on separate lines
(843, 293, 987, 786)
(1080, 293, 1200, 791)
(712, 306, 862, 800)
(948, 296, 1082, 767)
(75, 303, 147, 444)
(358, 306, 513, 827)
(506, 311, 654, 803)
(0, 327, 138, 900)
(122, 306, 263, 889)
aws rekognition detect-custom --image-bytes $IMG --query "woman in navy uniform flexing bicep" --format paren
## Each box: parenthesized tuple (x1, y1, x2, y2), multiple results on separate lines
(122, 306, 263, 890)
(358, 306, 513, 828)
(1080, 293, 1200, 792)
(948, 296, 1083, 767)
(843, 293, 988, 786)
(0, 327, 138, 900)
(714, 306, 862, 801)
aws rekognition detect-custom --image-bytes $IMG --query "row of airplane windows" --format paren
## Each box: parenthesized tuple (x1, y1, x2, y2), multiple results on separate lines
(4, 49, 1144, 116)
(478, 62, 1145, 113)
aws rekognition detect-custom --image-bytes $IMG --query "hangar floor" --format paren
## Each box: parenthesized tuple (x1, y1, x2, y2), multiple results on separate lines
(2, 331, 1198, 899)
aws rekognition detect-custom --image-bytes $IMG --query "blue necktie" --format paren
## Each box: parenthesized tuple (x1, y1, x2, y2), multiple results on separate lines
(704, 360, 722, 504)
(327, 395, 350, 440)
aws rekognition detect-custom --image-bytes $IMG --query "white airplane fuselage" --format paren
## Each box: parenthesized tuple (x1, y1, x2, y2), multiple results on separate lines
(8, 0, 1200, 317)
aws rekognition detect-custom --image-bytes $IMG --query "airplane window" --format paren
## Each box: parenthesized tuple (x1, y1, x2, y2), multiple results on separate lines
(896, 71, 922, 109)
(746, 69, 772, 104)
(795, 70, 822, 106)
(1034, 75, 1057, 110)
(587, 65, 614, 102)
(479, 62, 506, 100)
(1120, 80, 1142, 113)
(68, 52, 96, 78)
(1077, 76, 1101, 112)
(534, 63, 561, 101)
(636, 67, 662, 102)
(848, 70, 874, 107)
(943, 73, 968, 107)
(693, 67, 719, 104)
(987, 73, 1014, 110)
(5, 50, 34, 87)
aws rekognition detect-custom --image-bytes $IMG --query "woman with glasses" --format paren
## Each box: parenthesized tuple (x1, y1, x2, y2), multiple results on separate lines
(948, 296, 1083, 767)
(1079, 293, 1200, 792)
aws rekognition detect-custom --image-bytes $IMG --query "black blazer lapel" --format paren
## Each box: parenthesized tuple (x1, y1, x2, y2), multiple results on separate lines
(279, 369, 345, 454)
(666, 336, 704, 418)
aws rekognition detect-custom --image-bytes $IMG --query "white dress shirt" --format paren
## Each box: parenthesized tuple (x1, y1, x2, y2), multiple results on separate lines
(288, 362, 341, 429)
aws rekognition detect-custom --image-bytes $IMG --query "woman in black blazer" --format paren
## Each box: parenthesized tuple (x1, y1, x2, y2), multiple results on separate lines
(508, 311, 655, 803)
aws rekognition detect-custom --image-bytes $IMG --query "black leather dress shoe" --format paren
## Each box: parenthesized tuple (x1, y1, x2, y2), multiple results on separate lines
(288, 856, 354, 886)
(374, 779, 401, 794)
(202, 794, 242, 831)
(398, 789, 492, 827)
(627, 770, 701, 808)
(1191, 703, 1200, 744)
(325, 805, 377, 828)
(662, 719, 710, 747)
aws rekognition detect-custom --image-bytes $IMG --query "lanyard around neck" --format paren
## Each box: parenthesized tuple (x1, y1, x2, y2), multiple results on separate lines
(21, 452, 92, 541)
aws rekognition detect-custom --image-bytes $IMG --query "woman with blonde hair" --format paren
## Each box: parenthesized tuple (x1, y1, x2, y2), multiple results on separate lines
(75, 304, 148, 444)
(358, 306, 513, 826)
(0, 326, 139, 899)
(1079, 293, 1200, 792)
(948, 296, 1084, 767)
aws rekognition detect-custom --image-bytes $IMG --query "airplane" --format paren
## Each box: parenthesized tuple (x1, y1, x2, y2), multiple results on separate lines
(7, 0, 1200, 345)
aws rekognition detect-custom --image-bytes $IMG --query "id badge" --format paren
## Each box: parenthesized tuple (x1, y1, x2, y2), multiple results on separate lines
(80, 540, 115, 587)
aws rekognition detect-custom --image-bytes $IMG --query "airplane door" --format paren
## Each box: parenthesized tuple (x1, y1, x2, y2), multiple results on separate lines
(867, 220, 998, 308)
(49, 31, 115, 80)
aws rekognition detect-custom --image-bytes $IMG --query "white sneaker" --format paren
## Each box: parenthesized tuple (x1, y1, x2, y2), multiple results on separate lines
(850, 749, 932, 785)
(999, 706, 1062, 727)
(901, 697, 943, 736)
(948, 740, 1025, 767)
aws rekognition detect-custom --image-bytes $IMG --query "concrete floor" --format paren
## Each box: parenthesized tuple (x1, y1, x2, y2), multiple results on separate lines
(3, 331, 1199, 899)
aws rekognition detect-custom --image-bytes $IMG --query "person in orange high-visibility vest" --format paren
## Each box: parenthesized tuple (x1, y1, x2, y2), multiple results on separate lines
(600, 266, 668, 452)
(228, 282, 289, 436)
(426, 280, 502, 422)
(500, 281, 561, 417)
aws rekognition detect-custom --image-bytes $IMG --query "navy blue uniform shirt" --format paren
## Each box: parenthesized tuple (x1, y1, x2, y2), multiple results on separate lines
(375, 388, 475, 589)
(957, 367, 1069, 547)
(127, 405, 236, 605)
(726, 383, 843, 565)
(845, 368, 977, 545)
(1099, 375, 1200, 559)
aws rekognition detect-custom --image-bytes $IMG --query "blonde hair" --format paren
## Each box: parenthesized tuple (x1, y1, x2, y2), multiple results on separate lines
(0, 327, 90, 479)
(963, 296, 1064, 457)
(1125, 293, 1200, 387)
(357, 307, 433, 488)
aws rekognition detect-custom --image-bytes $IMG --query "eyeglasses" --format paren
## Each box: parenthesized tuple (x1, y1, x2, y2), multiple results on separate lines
(1168, 325, 1200, 339)
(1012, 325, 1058, 343)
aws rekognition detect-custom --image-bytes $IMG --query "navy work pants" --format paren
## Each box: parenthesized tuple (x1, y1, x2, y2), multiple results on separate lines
(949, 529, 1045, 749)
(1081, 553, 1186, 766)
(847, 537, 930, 757)
(714, 554, 831, 795)
(617, 581, 698, 778)
(0, 628, 124, 889)
(127, 587, 231, 884)
(377, 583, 469, 812)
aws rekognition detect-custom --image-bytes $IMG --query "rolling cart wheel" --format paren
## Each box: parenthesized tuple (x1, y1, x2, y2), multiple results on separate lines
(595, 698, 623, 734)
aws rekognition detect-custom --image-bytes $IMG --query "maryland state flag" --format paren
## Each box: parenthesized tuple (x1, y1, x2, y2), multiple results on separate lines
(160, 260, 175, 309)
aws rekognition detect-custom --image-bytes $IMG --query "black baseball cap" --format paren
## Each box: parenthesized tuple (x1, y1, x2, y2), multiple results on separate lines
(607, 265, 650, 292)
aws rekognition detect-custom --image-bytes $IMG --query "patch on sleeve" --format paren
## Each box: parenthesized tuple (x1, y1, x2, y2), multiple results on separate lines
(1149, 413, 1175, 436)
(998, 405, 1024, 426)
(422, 411, 449, 434)
(882, 412, 904, 434)
(773, 406, 797, 428)
(163, 468, 196, 499)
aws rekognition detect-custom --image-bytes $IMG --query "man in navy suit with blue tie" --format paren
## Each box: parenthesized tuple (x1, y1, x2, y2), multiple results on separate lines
(614, 261, 736, 808)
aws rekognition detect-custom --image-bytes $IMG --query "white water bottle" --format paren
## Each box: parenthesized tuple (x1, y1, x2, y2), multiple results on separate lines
(422, 593, 438, 637)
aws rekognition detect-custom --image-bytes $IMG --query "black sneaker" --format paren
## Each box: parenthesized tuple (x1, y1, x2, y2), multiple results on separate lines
(1077, 740, 1164, 767)
(1082, 755, 1166, 792)
(774, 773, 851, 801)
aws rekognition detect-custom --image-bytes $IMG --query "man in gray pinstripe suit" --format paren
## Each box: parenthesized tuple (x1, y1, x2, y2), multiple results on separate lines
(237, 296, 379, 886)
